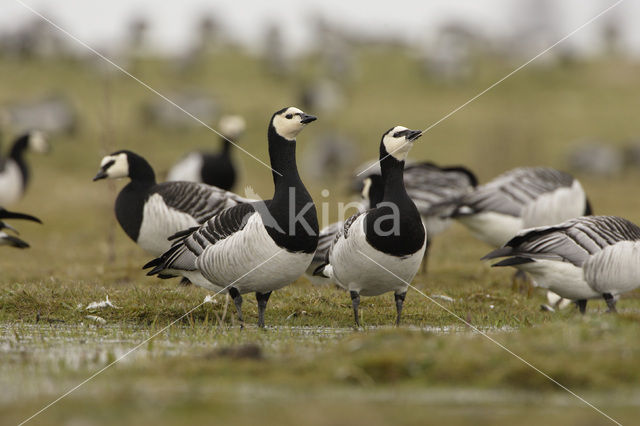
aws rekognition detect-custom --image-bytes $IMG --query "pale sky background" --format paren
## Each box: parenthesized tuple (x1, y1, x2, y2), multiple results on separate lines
(2, 0, 640, 56)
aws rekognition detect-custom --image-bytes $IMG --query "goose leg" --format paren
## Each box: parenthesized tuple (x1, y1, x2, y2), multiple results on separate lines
(603, 293, 617, 313)
(420, 238, 432, 275)
(576, 299, 587, 314)
(228, 287, 244, 326)
(256, 291, 272, 328)
(350, 291, 361, 327)
(394, 292, 407, 326)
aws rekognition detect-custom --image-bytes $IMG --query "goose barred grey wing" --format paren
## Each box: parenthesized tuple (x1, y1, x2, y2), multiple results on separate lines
(483, 216, 640, 267)
(147, 202, 256, 274)
(403, 162, 477, 216)
(154, 181, 251, 223)
(313, 221, 343, 263)
(457, 167, 575, 217)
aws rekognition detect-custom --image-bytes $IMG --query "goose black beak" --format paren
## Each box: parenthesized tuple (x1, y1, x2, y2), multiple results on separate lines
(406, 130, 423, 141)
(93, 170, 108, 181)
(300, 114, 317, 124)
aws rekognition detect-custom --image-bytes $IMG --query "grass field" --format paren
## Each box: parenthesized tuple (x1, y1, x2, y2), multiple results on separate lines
(1, 48, 640, 425)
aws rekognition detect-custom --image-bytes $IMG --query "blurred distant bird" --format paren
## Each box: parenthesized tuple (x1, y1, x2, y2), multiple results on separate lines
(3, 95, 76, 135)
(142, 90, 219, 129)
(356, 160, 477, 273)
(146, 107, 318, 328)
(93, 150, 251, 257)
(567, 141, 623, 178)
(166, 115, 245, 190)
(0, 207, 42, 249)
(483, 215, 640, 314)
(0, 131, 49, 206)
(302, 131, 359, 181)
(315, 127, 426, 326)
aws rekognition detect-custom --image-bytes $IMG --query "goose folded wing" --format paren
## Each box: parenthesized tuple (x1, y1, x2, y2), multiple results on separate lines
(155, 181, 252, 223)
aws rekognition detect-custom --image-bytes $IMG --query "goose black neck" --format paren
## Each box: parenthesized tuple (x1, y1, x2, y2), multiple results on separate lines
(127, 153, 156, 185)
(9, 135, 29, 161)
(9, 135, 30, 186)
(264, 124, 318, 253)
(220, 135, 233, 155)
(380, 154, 410, 204)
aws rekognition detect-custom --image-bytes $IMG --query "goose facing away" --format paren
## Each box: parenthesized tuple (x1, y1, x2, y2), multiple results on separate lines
(0, 131, 49, 206)
(315, 127, 426, 326)
(93, 150, 251, 257)
(483, 215, 640, 313)
(452, 167, 591, 248)
(146, 107, 318, 327)
(166, 115, 245, 190)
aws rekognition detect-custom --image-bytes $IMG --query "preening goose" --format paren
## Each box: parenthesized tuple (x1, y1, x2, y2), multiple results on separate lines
(0, 207, 42, 249)
(146, 107, 318, 327)
(483, 215, 640, 313)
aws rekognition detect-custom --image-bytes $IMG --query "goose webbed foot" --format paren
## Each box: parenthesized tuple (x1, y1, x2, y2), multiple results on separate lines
(575, 299, 587, 315)
(511, 270, 533, 297)
(350, 290, 361, 328)
(256, 291, 272, 328)
(394, 292, 406, 326)
(229, 287, 244, 327)
(603, 293, 617, 313)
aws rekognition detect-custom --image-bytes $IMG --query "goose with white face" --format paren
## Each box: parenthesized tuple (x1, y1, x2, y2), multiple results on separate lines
(28, 131, 50, 154)
(382, 126, 422, 162)
(93, 153, 129, 181)
(272, 107, 317, 141)
(219, 115, 246, 140)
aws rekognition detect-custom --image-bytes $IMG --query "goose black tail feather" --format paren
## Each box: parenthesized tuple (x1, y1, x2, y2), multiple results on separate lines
(0, 208, 42, 224)
(481, 246, 514, 261)
(142, 257, 162, 270)
(168, 226, 200, 241)
(491, 257, 534, 267)
(313, 263, 329, 277)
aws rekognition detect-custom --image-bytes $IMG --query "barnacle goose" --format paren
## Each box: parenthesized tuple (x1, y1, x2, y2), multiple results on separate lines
(483, 216, 640, 313)
(314, 127, 426, 326)
(146, 107, 318, 327)
(0, 207, 42, 249)
(93, 150, 251, 257)
(452, 167, 591, 248)
(356, 161, 477, 273)
(306, 174, 385, 286)
(166, 115, 245, 190)
(0, 131, 49, 206)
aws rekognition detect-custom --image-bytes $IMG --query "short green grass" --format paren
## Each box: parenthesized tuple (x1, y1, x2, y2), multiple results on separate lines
(1, 48, 640, 425)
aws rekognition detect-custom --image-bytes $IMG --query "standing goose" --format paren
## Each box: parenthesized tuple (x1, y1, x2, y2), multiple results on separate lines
(356, 161, 477, 273)
(0, 207, 42, 249)
(452, 167, 591, 248)
(93, 150, 251, 257)
(146, 107, 318, 327)
(482, 216, 640, 313)
(0, 131, 49, 206)
(166, 115, 245, 190)
(306, 174, 385, 286)
(315, 127, 426, 326)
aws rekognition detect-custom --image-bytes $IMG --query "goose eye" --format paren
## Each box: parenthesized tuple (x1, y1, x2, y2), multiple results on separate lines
(285, 114, 293, 119)
(393, 132, 402, 138)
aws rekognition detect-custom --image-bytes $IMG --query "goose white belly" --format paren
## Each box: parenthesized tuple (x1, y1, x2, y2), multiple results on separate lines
(457, 212, 523, 248)
(137, 193, 200, 255)
(196, 213, 313, 294)
(516, 259, 600, 300)
(166, 153, 203, 183)
(522, 180, 587, 228)
(328, 216, 425, 297)
(584, 241, 640, 295)
(0, 161, 24, 206)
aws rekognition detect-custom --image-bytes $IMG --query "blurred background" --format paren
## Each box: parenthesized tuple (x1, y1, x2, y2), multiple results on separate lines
(1, 0, 640, 281)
